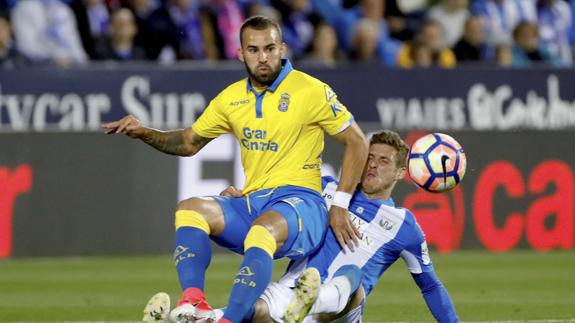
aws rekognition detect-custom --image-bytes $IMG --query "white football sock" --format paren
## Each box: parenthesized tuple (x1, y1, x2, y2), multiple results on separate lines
(214, 308, 225, 321)
(308, 276, 352, 315)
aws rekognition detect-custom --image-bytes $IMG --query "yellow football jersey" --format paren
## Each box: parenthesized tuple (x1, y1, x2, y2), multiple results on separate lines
(192, 60, 353, 194)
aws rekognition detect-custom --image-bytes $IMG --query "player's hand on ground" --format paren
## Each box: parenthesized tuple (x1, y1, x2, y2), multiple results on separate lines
(329, 206, 360, 252)
(220, 186, 243, 197)
(102, 115, 145, 138)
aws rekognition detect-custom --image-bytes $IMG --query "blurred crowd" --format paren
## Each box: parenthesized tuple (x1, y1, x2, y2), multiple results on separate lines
(0, 0, 574, 69)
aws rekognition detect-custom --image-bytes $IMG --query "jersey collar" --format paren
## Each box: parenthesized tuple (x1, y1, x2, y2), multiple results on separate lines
(381, 197, 395, 207)
(246, 59, 293, 93)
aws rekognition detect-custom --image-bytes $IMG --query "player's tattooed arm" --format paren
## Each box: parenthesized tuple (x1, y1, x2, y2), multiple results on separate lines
(102, 115, 212, 156)
(140, 128, 212, 156)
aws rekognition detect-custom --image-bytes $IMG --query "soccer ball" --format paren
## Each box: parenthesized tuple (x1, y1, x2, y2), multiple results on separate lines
(407, 133, 466, 193)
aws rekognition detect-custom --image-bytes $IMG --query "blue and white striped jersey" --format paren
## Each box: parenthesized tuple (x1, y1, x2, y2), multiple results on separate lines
(275, 176, 459, 322)
(287, 176, 434, 295)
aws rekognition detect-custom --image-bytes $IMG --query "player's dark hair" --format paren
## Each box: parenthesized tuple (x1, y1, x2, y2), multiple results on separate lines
(370, 130, 409, 168)
(240, 16, 282, 46)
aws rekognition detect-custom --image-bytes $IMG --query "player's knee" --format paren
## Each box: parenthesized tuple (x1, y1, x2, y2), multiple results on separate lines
(251, 212, 289, 248)
(176, 197, 206, 212)
(244, 225, 277, 257)
(175, 197, 224, 235)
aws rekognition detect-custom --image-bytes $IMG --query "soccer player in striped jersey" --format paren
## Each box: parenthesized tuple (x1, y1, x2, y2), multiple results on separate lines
(250, 130, 459, 322)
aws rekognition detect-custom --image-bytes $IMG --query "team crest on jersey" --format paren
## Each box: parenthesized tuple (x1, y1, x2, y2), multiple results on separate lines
(278, 93, 290, 112)
(379, 219, 394, 231)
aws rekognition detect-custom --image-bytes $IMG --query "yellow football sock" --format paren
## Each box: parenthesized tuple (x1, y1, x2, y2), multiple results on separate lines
(175, 210, 211, 235)
(244, 225, 277, 257)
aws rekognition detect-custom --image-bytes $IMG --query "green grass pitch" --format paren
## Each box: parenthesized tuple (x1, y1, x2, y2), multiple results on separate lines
(0, 251, 574, 322)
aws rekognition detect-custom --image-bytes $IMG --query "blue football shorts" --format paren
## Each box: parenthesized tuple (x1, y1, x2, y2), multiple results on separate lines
(211, 185, 328, 260)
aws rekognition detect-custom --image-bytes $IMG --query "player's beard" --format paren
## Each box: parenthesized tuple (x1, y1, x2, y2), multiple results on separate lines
(360, 173, 394, 197)
(245, 60, 282, 87)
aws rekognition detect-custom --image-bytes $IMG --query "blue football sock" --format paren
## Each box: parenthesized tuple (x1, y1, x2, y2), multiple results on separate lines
(239, 306, 255, 323)
(223, 247, 272, 322)
(174, 227, 212, 290)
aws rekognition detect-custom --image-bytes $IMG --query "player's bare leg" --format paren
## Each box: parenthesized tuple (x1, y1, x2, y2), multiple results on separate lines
(177, 197, 226, 235)
(252, 299, 275, 323)
(170, 197, 225, 323)
(251, 211, 289, 250)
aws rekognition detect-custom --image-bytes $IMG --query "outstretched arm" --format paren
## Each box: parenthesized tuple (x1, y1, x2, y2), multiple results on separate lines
(102, 115, 212, 156)
(411, 271, 459, 323)
(329, 122, 369, 251)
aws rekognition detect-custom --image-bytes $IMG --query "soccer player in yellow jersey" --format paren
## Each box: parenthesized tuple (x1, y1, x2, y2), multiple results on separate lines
(103, 16, 368, 323)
